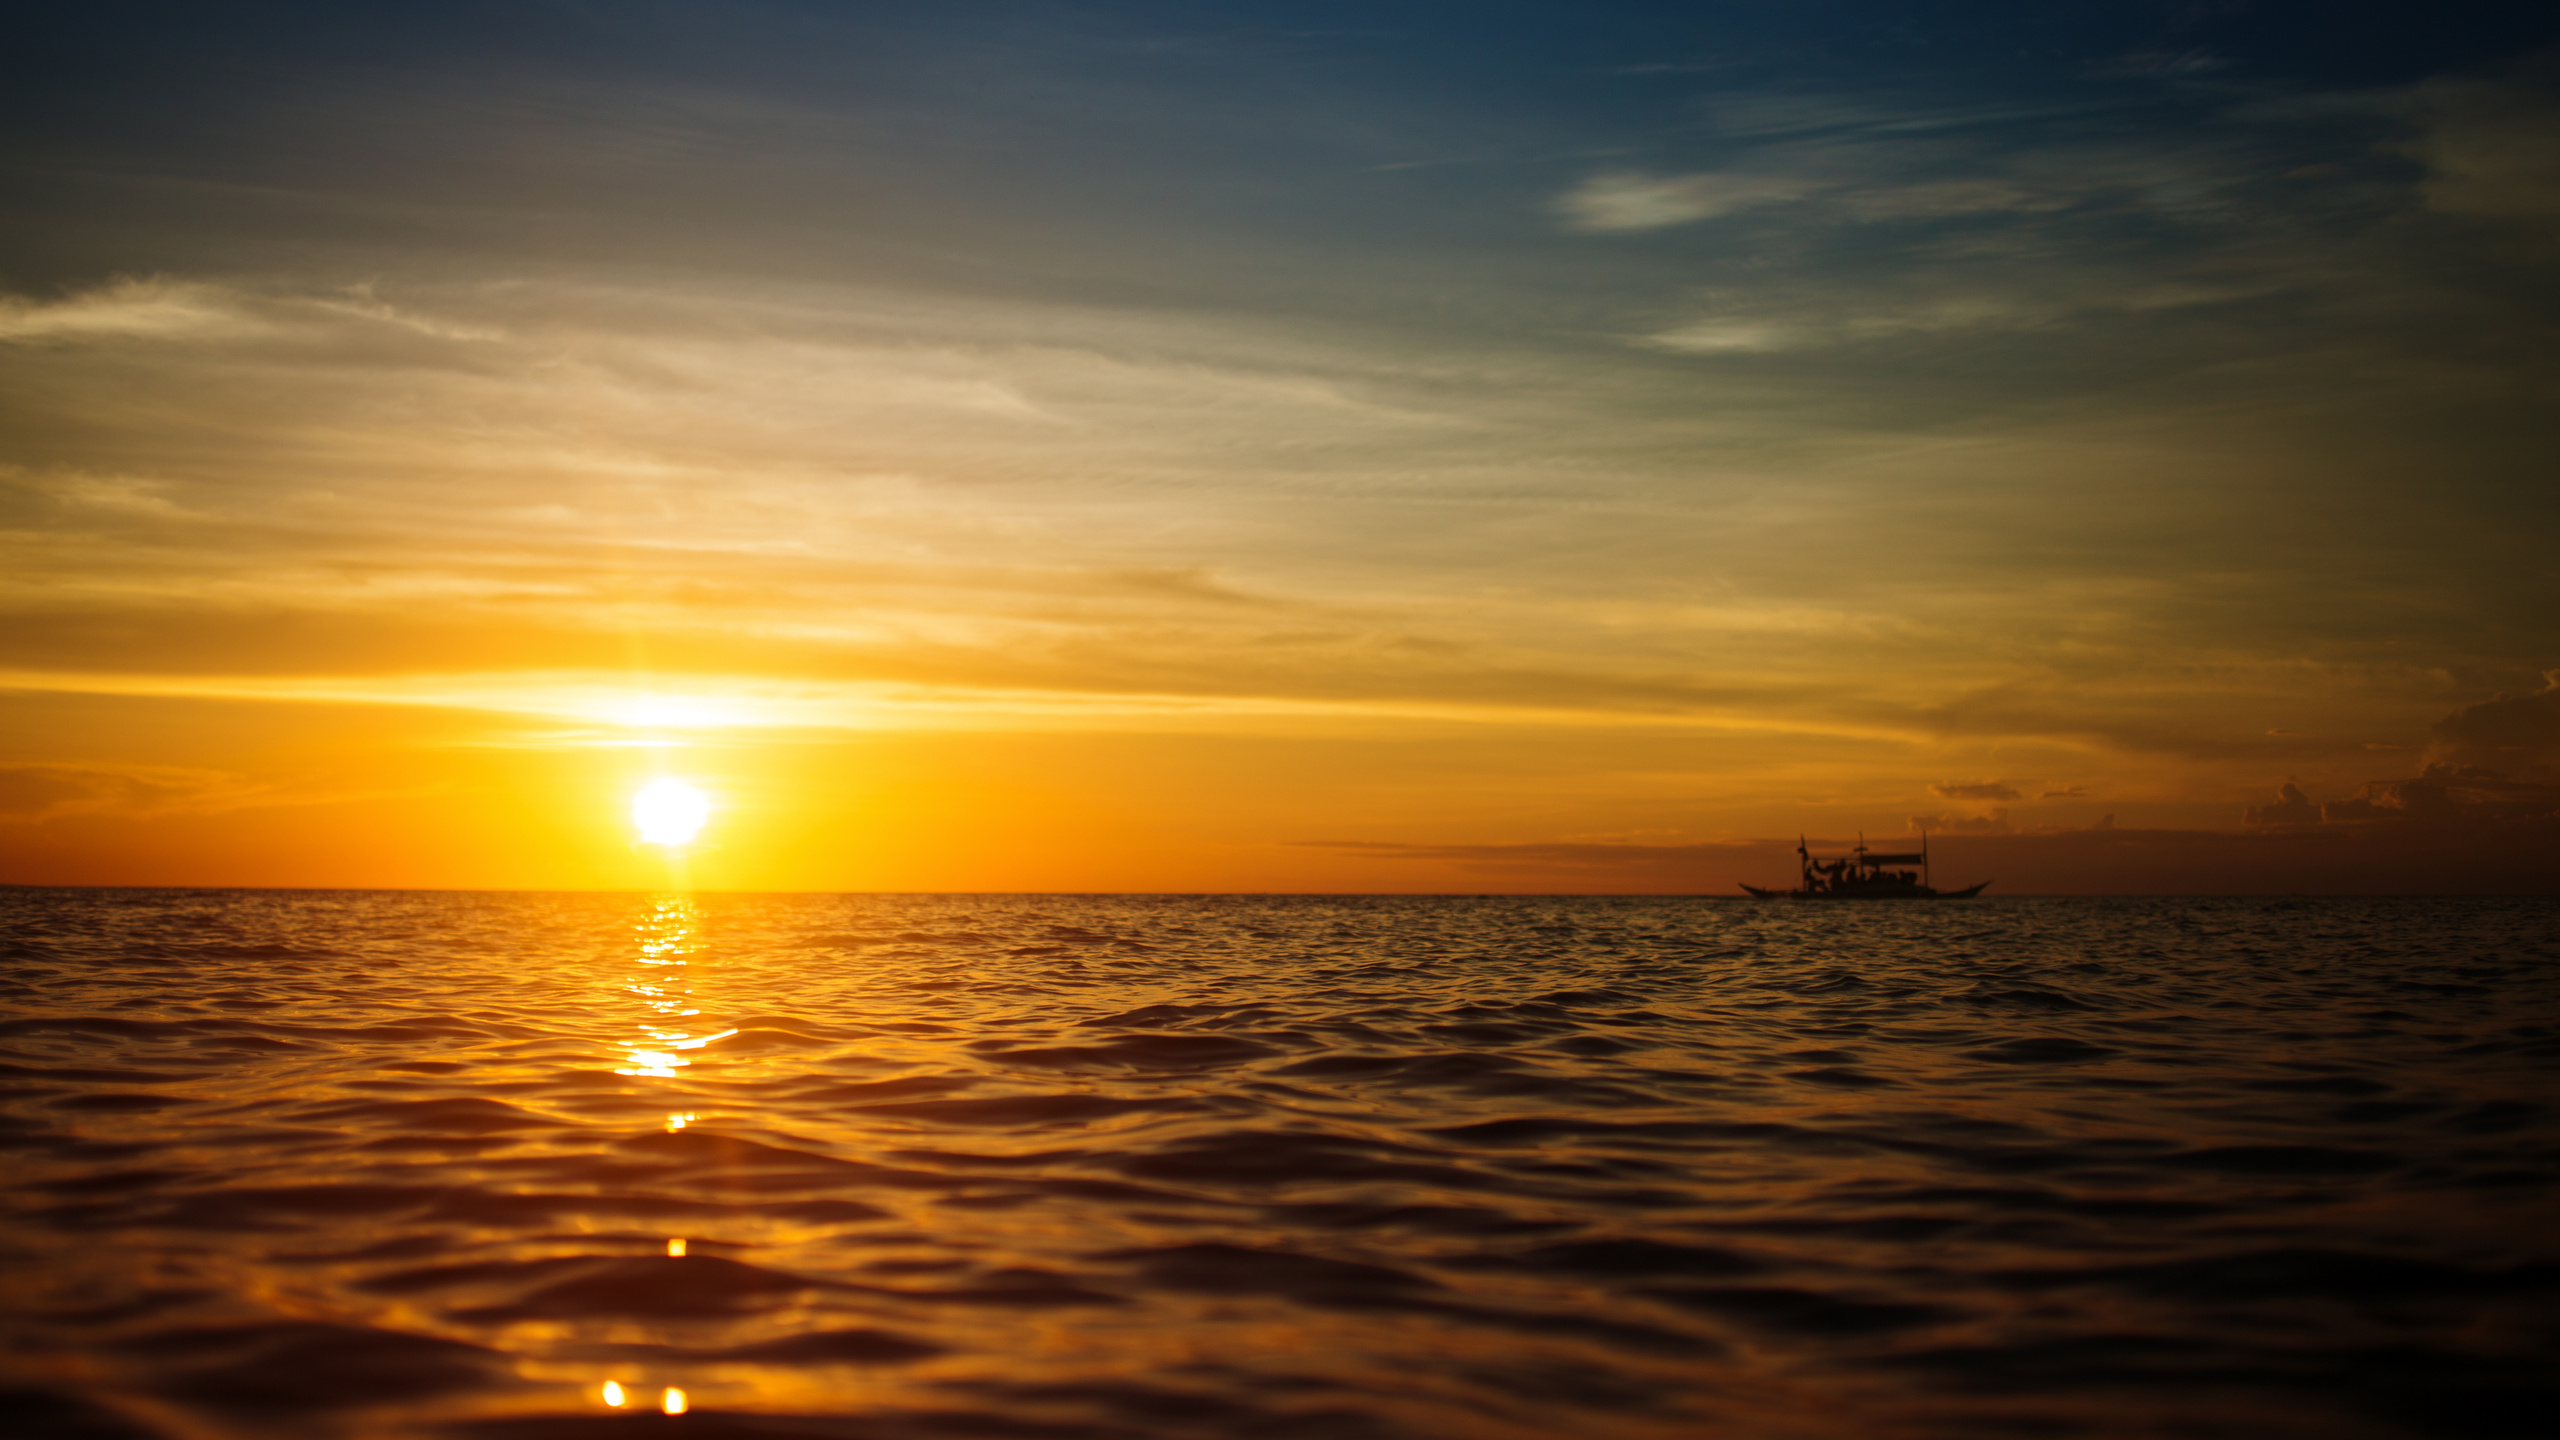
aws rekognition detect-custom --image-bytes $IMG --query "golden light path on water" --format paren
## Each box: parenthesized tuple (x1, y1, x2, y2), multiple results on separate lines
(612, 897, 735, 1080)
(601, 895, 734, 1415)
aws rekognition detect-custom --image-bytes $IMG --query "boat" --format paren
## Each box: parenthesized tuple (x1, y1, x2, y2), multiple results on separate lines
(1740, 833, 1989, 899)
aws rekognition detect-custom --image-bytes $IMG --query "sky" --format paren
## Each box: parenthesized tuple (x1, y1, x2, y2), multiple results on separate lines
(2, 1, 2556, 892)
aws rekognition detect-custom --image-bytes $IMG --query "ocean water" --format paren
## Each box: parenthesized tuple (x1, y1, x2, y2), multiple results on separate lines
(2, 891, 2554, 1440)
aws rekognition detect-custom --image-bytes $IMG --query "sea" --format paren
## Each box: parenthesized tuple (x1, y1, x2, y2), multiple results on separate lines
(2, 890, 2554, 1440)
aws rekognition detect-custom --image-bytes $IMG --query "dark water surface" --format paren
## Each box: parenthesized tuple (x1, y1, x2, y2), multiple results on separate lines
(3, 891, 2555, 1440)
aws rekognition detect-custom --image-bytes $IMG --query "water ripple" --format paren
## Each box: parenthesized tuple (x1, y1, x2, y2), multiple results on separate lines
(1, 890, 2554, 1438)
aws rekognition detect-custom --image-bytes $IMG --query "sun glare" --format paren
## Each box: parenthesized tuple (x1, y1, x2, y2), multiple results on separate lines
(631, 779, 711, 846)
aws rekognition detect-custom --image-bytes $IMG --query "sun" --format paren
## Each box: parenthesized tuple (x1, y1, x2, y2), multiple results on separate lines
(631, 779, 712, 846)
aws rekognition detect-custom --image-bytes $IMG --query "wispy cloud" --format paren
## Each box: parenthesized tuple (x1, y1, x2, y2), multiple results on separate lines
(1648, 292, 2062, 351)
(1561, 73, 2503, 370)
(0, 277, 251, 342)
(1555, 170, 1817, 230)
(2390, 65, 2560, 218)
(1557, 167, 2082, 235)
(0, 761, 272, 822)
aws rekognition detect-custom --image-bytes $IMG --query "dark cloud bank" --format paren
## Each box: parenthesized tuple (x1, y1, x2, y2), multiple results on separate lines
(1317, 677, 2560, 893)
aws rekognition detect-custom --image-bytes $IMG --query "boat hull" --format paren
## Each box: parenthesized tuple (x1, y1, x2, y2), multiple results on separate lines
(1739, 882, 1989, 899)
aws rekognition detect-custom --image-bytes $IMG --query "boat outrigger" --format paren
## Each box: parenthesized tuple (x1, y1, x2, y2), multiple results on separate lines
(1741, 833, 1989, 900)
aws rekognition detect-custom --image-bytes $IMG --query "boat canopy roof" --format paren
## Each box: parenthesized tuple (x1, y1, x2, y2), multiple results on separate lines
(1860, 852, 1925, 865)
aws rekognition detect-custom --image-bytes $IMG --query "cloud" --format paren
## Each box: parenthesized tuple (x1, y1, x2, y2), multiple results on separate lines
(1555, 171, 1815, 231)
(2425, 670, 2560, 777)
(1648, 293, 2059, 352)
(2319, 772, 2560, 825)
(0, 762, 269, 822)
(1596, 70, 2550, 367)
(3, 468, 204, 522)
(2390, 66, 2560, 220)
(1556, 167, 2080, 236)
(1828, 178, 2076, 221)
(0, 278, 250, 343)
(1643, 268, 2295, 352)
(21, 263, 2415, 751)
(1908, 808, 2014, 834)
(2245, 781, 2322, 826)
(2245, 675, 2560, 830)
(1930, 779, 2021, 801)
(2040, 785, 2088, 799)
(1644, 319, 1809, 353)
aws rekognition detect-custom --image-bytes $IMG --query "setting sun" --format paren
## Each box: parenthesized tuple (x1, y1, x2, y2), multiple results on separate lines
(631, 780, 712, 847)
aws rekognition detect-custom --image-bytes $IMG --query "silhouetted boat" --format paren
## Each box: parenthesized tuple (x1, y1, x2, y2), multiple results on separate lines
(1740, 834, 1989, 899)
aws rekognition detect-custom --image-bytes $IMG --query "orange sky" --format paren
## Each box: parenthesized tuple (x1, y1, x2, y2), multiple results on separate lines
(2, 8, 2556, 892)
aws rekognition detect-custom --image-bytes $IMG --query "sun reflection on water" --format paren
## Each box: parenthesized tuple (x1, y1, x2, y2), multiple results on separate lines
(573, 900, 743, 1413)
(612, 897, 737, 1077)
